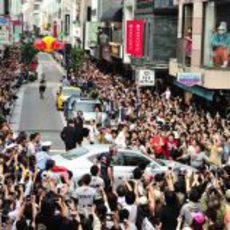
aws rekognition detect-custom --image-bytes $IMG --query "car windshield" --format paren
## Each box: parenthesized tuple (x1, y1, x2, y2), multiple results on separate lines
(75, 102, 101, 112)
(63, 88, 81, 97)
(62, 147, 88, 160)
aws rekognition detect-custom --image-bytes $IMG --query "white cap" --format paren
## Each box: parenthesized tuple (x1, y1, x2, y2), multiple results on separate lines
(41, 141, 52, 147)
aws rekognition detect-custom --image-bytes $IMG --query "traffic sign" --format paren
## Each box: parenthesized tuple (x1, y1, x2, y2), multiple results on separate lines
(136, 69, 155, 86)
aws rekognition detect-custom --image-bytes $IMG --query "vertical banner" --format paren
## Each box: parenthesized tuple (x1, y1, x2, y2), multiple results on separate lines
(126, 20, 144, 57)
(126, 20, 134, 54)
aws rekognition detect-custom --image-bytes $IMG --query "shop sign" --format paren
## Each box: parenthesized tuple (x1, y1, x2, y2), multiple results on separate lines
(136, 69, 155, 86)
(177, 72, 202, 87)
(126, 20, 144, 57)
(0, 17, 9, 26)
(0, 30, 10, 45)
(0, 17, 11, 45)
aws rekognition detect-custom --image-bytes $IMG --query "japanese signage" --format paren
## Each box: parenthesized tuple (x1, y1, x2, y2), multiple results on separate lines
(126, 20, 144, 57)
(136, 69, 155, 86)
(0, 17, 11, 45)
(177, 73, 202, 87)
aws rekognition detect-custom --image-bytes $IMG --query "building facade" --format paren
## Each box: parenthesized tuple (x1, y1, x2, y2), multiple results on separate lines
(169, 0, 230, 117)
(131, 0, 178, 84)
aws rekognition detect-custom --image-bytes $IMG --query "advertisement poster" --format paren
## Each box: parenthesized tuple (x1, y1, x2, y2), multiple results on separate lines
(177, 73, 202, 87)
(126, 20, 144, 57)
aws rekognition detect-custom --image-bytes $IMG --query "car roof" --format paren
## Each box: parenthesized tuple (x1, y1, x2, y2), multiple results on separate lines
(65, 144, 154, 158)
(75, 98, 101, 103)
(51, 145, 164, 168)
(63, 86, 81, 91)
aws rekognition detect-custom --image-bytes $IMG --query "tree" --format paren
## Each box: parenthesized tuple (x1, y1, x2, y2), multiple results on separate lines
(20, 42, 38, 67)
(69, 46, 84, 77)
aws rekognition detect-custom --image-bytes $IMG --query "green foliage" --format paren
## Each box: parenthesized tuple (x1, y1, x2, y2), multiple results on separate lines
(21, 42, 38, 66)
(69, 46, 84, 73)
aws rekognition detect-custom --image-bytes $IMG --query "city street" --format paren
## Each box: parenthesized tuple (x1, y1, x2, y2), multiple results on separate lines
(10, 53, 66, 151)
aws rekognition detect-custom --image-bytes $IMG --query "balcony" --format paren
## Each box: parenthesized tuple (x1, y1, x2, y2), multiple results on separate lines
(169, 38, 230, 90)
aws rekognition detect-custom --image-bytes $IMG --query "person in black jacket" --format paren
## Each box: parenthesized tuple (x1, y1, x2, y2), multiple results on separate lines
(60, 119, 78, 151)
(74, 111, 84, 146)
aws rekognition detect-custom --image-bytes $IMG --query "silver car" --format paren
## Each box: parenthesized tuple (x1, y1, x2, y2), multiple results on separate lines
(50, 145, 194, 184)
(66, 98, 109, 126)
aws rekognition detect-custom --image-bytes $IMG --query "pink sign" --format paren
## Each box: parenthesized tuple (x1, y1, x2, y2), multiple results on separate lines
(126, 20, 144, 57)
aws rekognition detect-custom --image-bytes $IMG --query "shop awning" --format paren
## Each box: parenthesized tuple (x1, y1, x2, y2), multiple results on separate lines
(101, 8, 122, 22)
(174, 80, 215, 101)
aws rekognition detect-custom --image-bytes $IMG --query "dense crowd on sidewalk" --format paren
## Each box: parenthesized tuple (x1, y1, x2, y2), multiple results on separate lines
(0, 56, 230, 230)
(0, 47, 22, 120)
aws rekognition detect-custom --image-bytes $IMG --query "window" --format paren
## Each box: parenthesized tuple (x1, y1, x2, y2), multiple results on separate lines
(203, 2, 230, 69)
(182, 4, 193, 67)
(121, 151, 151, 167)
(75, 102, 102, 112)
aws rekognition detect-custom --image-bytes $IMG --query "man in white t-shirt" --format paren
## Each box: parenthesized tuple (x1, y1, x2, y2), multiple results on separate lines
(75, 174, 96, 216)
(90, 165, 104, 200)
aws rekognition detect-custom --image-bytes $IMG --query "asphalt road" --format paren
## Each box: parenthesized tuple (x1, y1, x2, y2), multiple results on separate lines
(11, 53, 66, 151)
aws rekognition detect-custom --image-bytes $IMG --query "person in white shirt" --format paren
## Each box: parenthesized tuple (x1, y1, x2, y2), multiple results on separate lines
(163, 87, 171, 100)
(85, 120, 99, 144)
(124, 191, 138, 224)
(75, 174, 96, 216)
(115, 125, 128, 148)
(90, 165, 104, 200)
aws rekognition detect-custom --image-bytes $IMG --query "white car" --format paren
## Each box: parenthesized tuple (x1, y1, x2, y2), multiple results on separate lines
(50, 145, 194, 184)
(66, 98, 109, 126)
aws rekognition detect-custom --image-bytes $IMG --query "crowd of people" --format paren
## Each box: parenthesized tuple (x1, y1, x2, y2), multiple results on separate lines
(77, 62, 230, 168)
(1, 52, 230, 230)
(0, 47, 22, 120)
